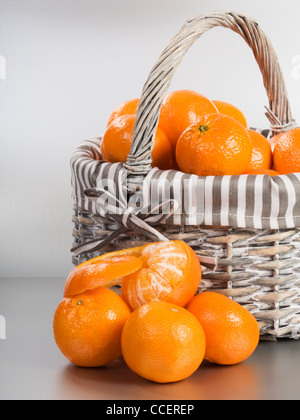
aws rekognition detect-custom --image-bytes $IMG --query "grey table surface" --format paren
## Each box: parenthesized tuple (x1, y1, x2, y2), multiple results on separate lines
(0, 277, 300, 401)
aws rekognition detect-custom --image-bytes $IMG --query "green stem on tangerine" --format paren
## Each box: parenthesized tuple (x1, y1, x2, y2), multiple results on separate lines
(199, 125, 209, 133)
(77, 300, 83, 306)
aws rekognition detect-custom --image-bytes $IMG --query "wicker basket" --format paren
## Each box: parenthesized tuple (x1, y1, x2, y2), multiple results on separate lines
(71, 11, 300, 340)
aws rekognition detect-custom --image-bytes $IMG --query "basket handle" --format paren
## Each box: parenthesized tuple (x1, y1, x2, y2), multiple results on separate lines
(124, 10, 296, 178)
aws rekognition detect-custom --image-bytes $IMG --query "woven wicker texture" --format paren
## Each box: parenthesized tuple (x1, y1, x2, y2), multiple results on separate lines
(72, 205, 300, 340)
(71, 11, 300, 340)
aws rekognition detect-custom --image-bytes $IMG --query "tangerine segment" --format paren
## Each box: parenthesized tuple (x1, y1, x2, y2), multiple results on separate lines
(64, 256, 143, 298)
(121, 241, 202, 311)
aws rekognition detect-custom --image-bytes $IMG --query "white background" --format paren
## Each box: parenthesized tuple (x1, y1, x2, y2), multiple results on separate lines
(0, 0, 300, 279)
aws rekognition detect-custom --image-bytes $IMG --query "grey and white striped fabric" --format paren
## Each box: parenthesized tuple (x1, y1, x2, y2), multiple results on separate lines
(71, 137, 300, 230)
(71, 137, 125, 217)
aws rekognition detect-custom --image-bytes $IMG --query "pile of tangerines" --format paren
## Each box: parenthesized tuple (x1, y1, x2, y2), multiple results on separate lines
(53, 241, 260, 384)
(101, 89, 300, 176)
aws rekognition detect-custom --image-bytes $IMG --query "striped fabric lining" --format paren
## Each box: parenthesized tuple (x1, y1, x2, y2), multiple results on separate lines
(71, 138, 125, 217)
(71, 137, 300, 229)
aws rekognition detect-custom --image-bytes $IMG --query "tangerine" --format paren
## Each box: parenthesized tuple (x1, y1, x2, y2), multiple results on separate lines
(106, 98, 140, 127)
(176, 114, 253, 176)
(121, 241, 202, 311)
(273, 128, 300, 174)
(268, 132, 282, 152)
(158, 90, 218, 149)
(65, 241, 202, 312)
(101, 114, 173, 170)
(246, 129, 272, 171)
(53, 287, 131, 367)
(186, 292, 260, 366)
(213, 100, 248, 128)
(244, 169, 280, 176)
(121, 301, 206, 383)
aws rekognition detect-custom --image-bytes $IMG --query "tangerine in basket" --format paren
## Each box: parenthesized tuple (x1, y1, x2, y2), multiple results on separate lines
(268, 132, 283, 152)
(245, 129, 272, 171)
(121, 241, 202, 311)
(101, 114, 173, 170)
(53, 287, 131, 367)
(176, 113, 253, 176)
(273, 128, 300, 174)
(244, 168, 280, 176)
(186, 292, 260, 366)
(121, 301, 206, 383)
(158, 89, 218, 149)
(106, 98, 140, 127)
(212, 100, 248, 128)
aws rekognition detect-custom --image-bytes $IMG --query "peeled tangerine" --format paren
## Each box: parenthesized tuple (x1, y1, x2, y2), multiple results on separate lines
(121, 241, 202, 311)
(54, 241, 202, 369)
(63, 241, 202, 311)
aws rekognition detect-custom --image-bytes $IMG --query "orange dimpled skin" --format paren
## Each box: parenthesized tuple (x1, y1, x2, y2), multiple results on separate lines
(246, 129, 272, 171)
(53, 288, 131, 367)
(273, 128, 300, 174)
(244, 168, 280, 176)
(106, 98, 140, 127)
(186, 292, 260, 366)
(101, 115, 173, 170)
(63, 256, 143, 297)
(176, 114, 253, 176)
(212, 100, 248, 128)
(151, 131, 174, 171)
(121, 241, 202, 311)
(76, 245, 146, 268)
(158, 90, 218, 149)
(101, 115, 134, 163)
(268, 133, 281, 152)
(121, 301, 206, 383)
